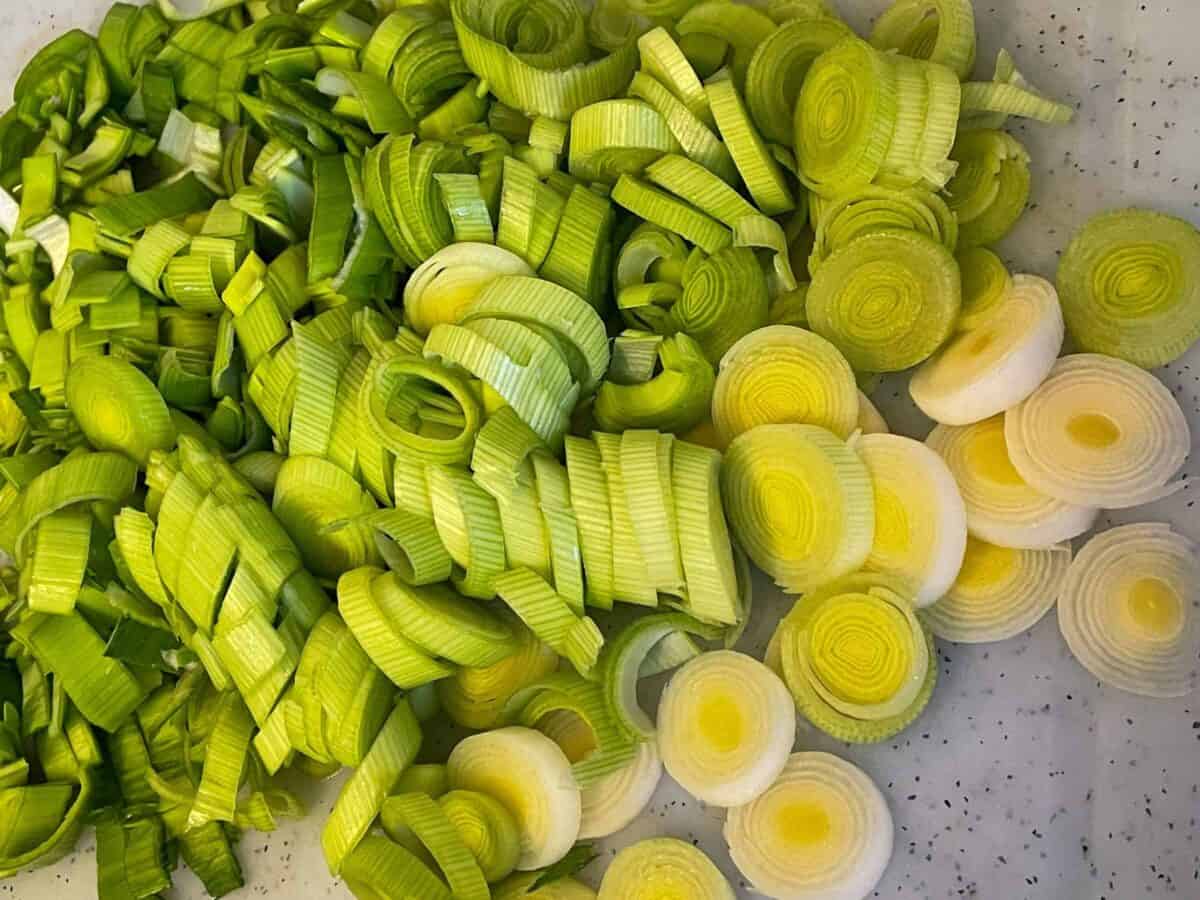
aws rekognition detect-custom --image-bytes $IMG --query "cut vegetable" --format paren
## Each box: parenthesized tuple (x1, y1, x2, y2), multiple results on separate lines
(1004, 354, 1190, 509)
(910, 274, 1064, 426)
(956, 246, 1013, 332)
(439, 789, 521, 883)
(946, 129, 1031, 248)
(569, 100, 678, 185)
(1058, 523, 1199, 698)
(597, 837, 734, 900)
(404, 243, 534, 337)
(657, 650, 794, 807)
(921, 537, 1071, 644)
(65, 356, 176, 465)
(926, 416, 1098, 549)
(724, 751, 893, 900)
(871, 0, 977, 79)
(578, 740, 662, 840)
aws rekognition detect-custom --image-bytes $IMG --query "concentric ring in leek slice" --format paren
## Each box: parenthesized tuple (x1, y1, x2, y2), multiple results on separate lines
(870, 0, 977, 80)
(956, 246, 1013, 332)
(1004, 354, 1190, 509)
(777, 572, 937, 743)
(672, 247, 768, 365)
(946, 129, 1031, 248)
(578, 740, 662, 840)
(1057, 208, 1200, 368)
(1058, 523, 1199, 698)
(724, 751, 893, 900)
(439, 789, 522, 883)
(713, 325, 859, 446)
(597, 837, 735, 900)
(65, 356, 176, 465)
(807, 231, 961, 372)
(921, 537, 1071, 644)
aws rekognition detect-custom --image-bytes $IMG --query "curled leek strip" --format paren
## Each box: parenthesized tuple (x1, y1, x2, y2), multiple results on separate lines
(1004, 354, 1190, 509)
(724, 752, 893, 900)
(776, 572, 937, 743)
(956, 246, 1013, 332)
(921, 538, 1071, 644)
(578, 741, 662, 840)
(857, 433, 968, 609)
(439, 789, 522, 883)
(672, 247, 768, 365)
(380, 793, 490, 900)
(1057, 523, 1199, 698)
(447, 726, 581, 871)
(597, 837, 735, 900)
(1057, 208, 1200, 368)
(677, 0, 777, 88)
(627, 72, 737, 185)
(910, 274, 1064, 426)
(870, 0, 977, 80)
(450, 0, 637, 120)
(722, 424, 874, 595)
(404, 243, 534, 337)
(806, 231, 961, 372)
(594, 333, 714, 435)
(611, 175, 732, 255)
(568, 100, 679, 185)
(712, 325, 860, 446)
(493, 567, 604, 678)
(745, 16, 854, 146)
(926, 416, 1098, 550)
(657, 650, 795, 808)
(637, 27, 714, 129)
(65, 356, 176, 465)
(946, 129, 1031, 248)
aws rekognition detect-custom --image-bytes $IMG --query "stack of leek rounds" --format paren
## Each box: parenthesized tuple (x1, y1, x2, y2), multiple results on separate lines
(0, 0, 1195, 898)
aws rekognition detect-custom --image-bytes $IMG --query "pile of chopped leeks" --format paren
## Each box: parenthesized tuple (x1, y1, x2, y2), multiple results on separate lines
(0, 0, 1196, 898)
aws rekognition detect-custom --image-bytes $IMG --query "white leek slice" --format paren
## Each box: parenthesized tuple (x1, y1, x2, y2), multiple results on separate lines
(857, 390, 890, 435)
(657, 650, 794, 807)
(1057, 523, 1199, 698)
(921, 537, 1071, 644)
(857, 433, 967, 608)
(446, 726, 582, 871)
(910, 274, 1064, 426)
(926, 416, 1097, 549)
(403, 243, 533, 337)
(1004, 354, 1190, 509)
(578, 739, 663, 840)
(724, 751, 893, 900)
(597, 837, 735, 900)
(712, 325, 859, 446)
(721, 424, 874, 595)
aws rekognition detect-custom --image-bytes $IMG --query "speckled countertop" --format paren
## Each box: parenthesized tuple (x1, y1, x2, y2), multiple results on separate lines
(2, 2, 1198, 899)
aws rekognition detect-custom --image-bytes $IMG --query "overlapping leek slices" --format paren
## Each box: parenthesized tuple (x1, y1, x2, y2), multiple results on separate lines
(578, 740, 663, 840)
(1057, 524, 1199, 697)
(870, 0, 977, 79)
(772, 573, 937, 743)
(403, 243, 534, 336)
(857, 434, 968, 608)
(1004, 354, 1190, 509)
(945, 130, 1031, 248)
(922, 537, 1071, 643)
(724, 752, 893, 900)
(722, 424, 874, 594)
(910, 274, 1064, 425)
(1057, 208, 1200, 368)
(597, 837, 735, 900)
(657, 650, 795, 807)
(712, 325, 859, 446)
(926, 416, 1097, 549)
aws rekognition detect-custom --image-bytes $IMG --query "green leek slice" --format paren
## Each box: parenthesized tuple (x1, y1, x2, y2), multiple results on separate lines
(611, 175, 732, 255)
(439, 789, 521, 883)
(870, 0, 977, 80)
(493, 567, 604, 677)
(672, 247, 768, 365)
(563, 436, 615, 611)
(677, 0, 776, 87)
(705, 80, 795, 216)
(956, 246, 1013, 332)
(594, 333, 714, 435)
(946, 129, 1031, 248)
(404, 242, 534, 337)
(380, 792, 490, 900)
(597, 837, 734, 900)
(273, 455, 379, 579)
(569, 100, 678, 185)
(342, 835, 452, 900)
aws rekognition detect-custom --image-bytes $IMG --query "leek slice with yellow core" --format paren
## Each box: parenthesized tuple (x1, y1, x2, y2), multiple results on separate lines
(705, 80, 795, 216)
(65, 356, 175, 465)
(657, 650, 794, 807)
(745, 16, 854, 146)
(593, 333, 715, 435)
(712, 325, 859, 446)
(1004, 354, 1190, 509)
(495, 873, 596, 900)
(956, 246, 1013, 332)
(569, 100, 678, 185)
(910, 274, 1064, 426)
(721, 424, 874, 595)
(857, 434, 967, 608)
(775, 572, 936, 743)
(807, 231, 961, 372)
(946, 129, 1031, 248)
(870, 0, 977, 80)
(673, 247, 768, 366)
(578, 740, 662, 840)
(447, 726, 581, 871)
(597, 836, 735, 900)
(857, 391, 890, 435)
(921, 537, 1071, 644)
(273, 455, 378, 579)
(1058, 523, 1199, 698)
(926, 417, 1097, 550)
(439, 789, 522, 883)
(1057, 208, 1200, 368)
(724, 751, 893, 900)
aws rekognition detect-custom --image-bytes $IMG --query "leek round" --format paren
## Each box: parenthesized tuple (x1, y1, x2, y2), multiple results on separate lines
(910, 274, 1065, 426)
(404, 243, 534, 337)
(712, 325, 859, 446)
(1056, 208, 1200, 368)
(1057, 523, 1199, 698)
(776, 572, 937, 743)
(578, 740, 663, 840)
(446, 726, 582, 871)
(806, 231, 961, 372)
(272, 455, 379, 578)
(672, 246, 768, 365)
(597, 837, 735, 900)
(439, 789, 522, 883)
(926, 416, 1098, 549)
(65, 356, 176, 465)
(956, 246, 1013, 332)
(568, 100, 679, 185)
(657, 650, 794, 807)
(946, 130, 1031, 248)
(721, 424, 874, 595)
(857, 433, 968, 608)
(724, 751, 893, 900)
(921, 537, 1071, 644)
(1004, 354, 1190, 509)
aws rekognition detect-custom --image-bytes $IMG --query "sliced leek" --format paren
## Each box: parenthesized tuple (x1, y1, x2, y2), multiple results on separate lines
(597, 837, 735, 900)
(910, 274, 1065, 426)
(921, 537, 1071, 644)
(439, 789, 522, 883)
(724, 751, 893, 900)
(404, 243, 535, 337)
(1003, 354, 1190, 509)
(65, 356, 175, 465)
(569, 100, 678, 185)
(871, 0, 977, 80)
(956, 246, 1013, 332)
(857, 391, 890, 435)
(657, 650, 794, 807)
(946, 129, 1031, 248)
(578, 740, 662, 840)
